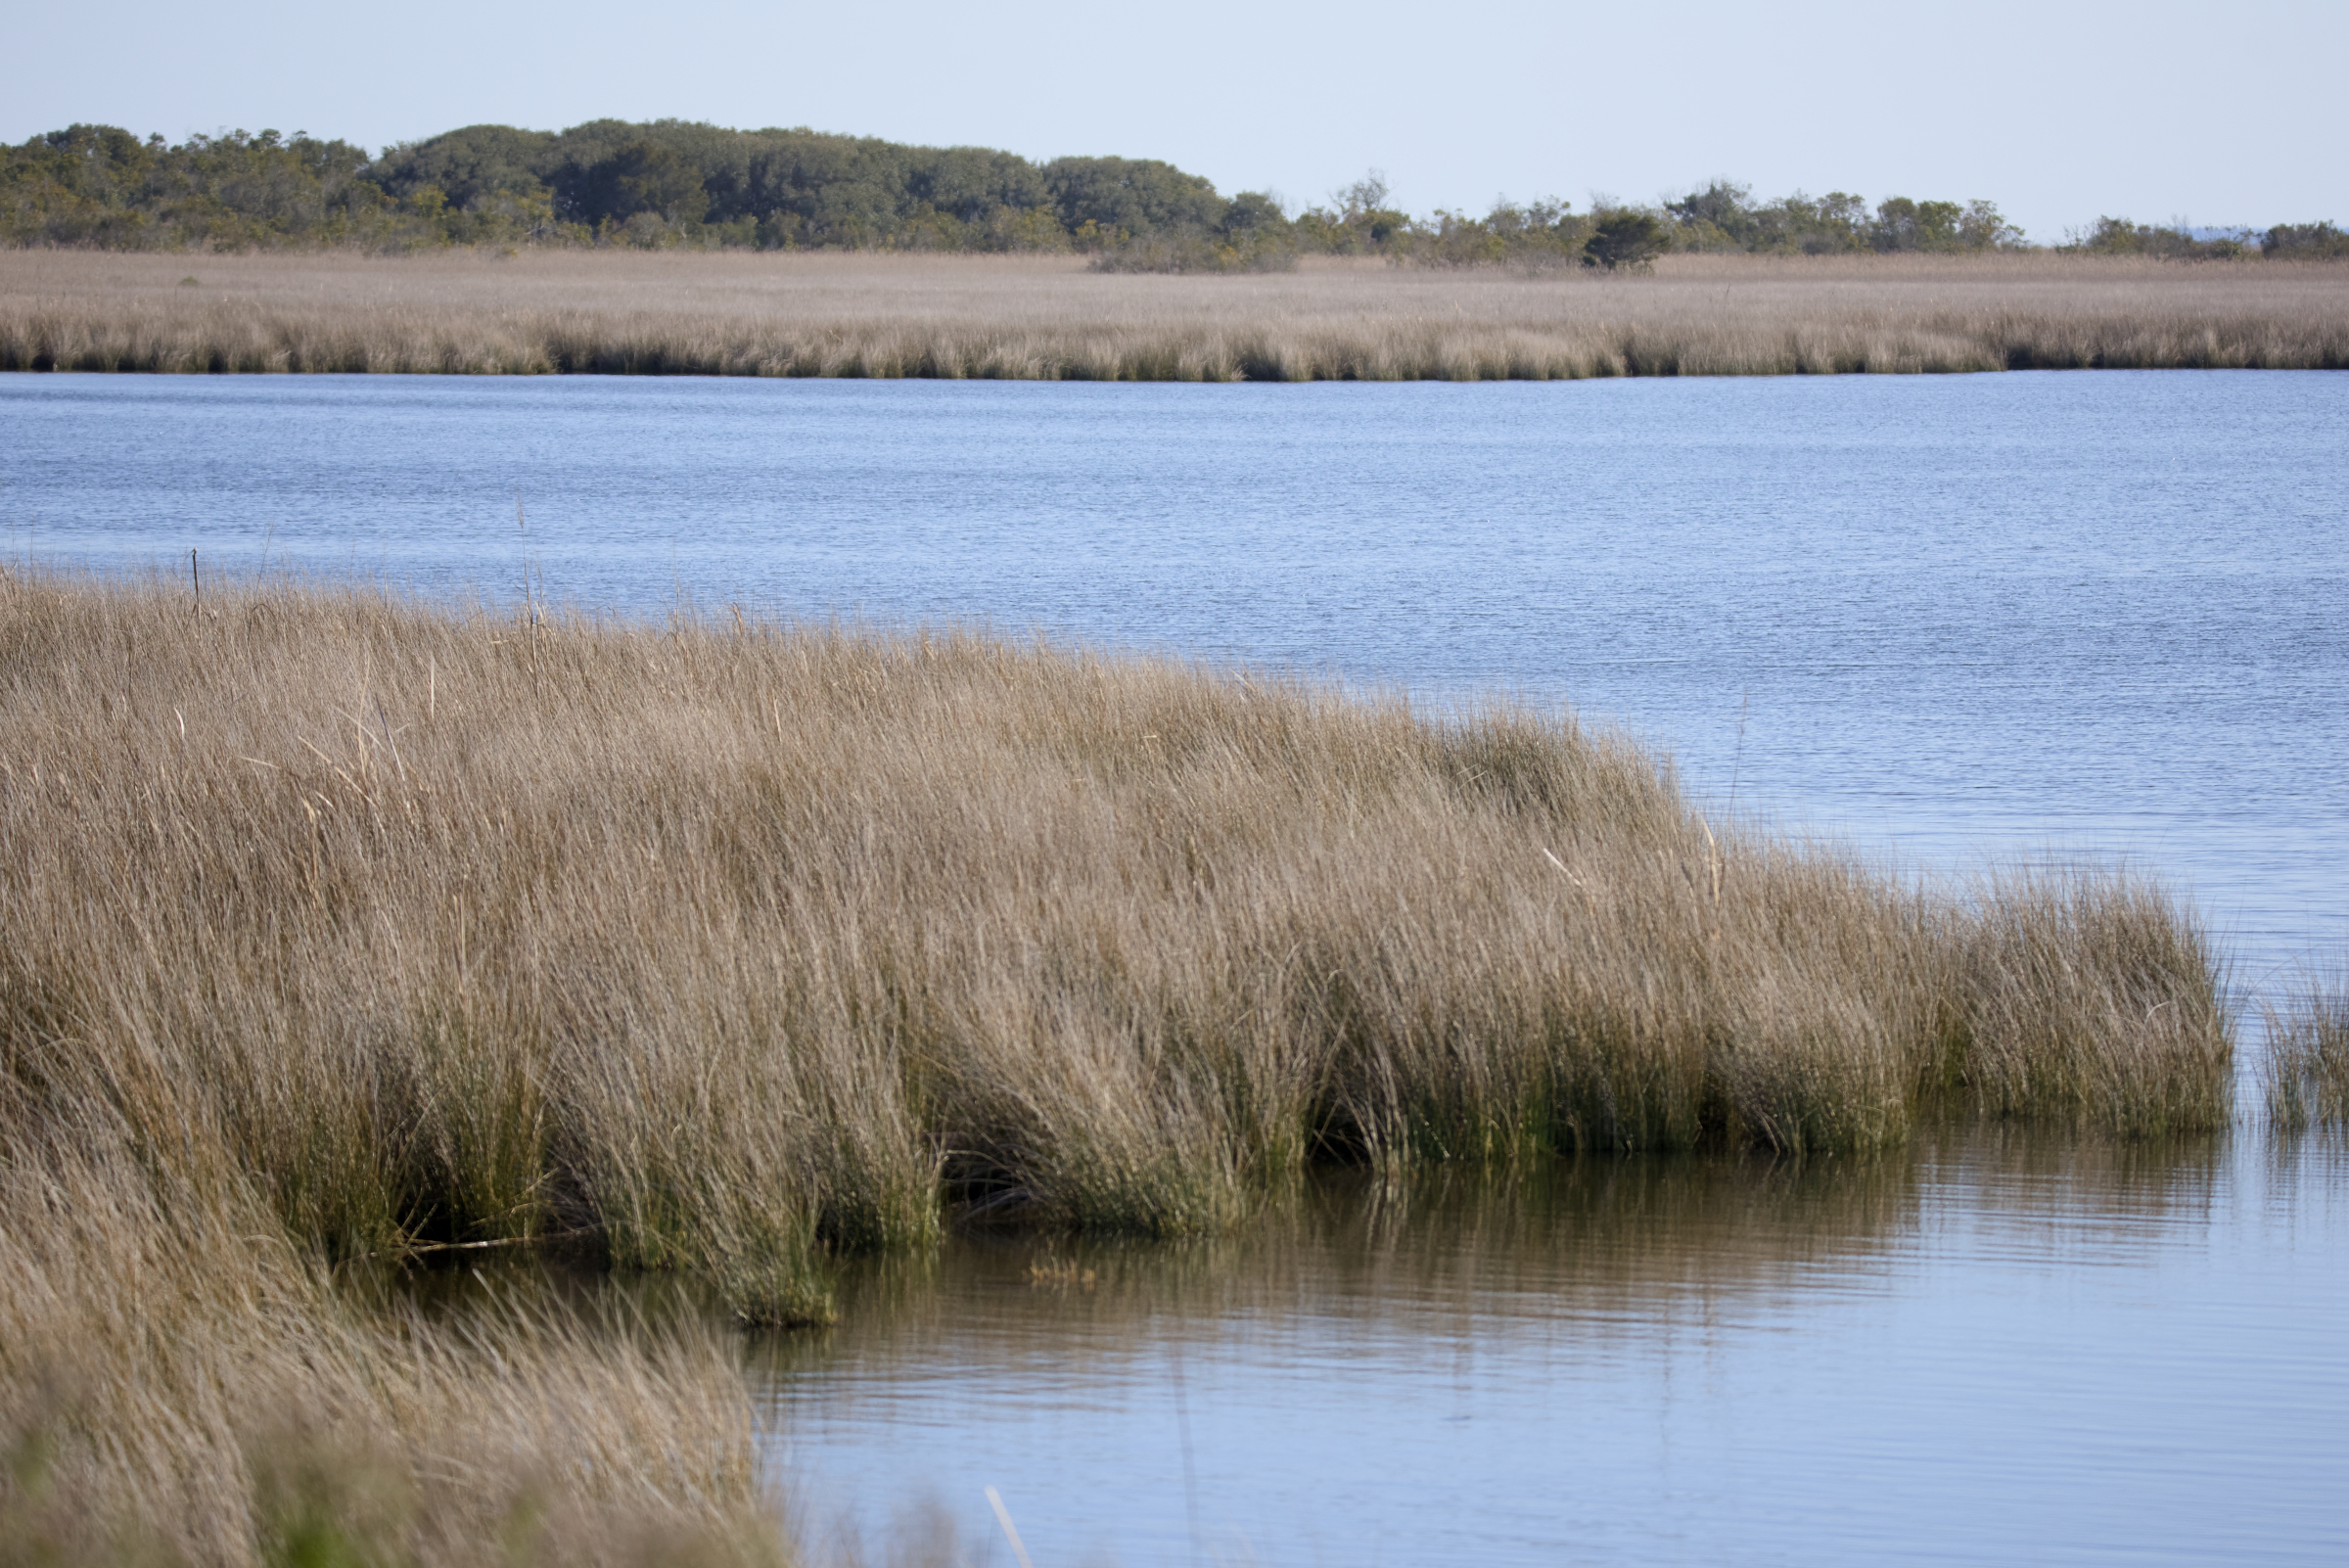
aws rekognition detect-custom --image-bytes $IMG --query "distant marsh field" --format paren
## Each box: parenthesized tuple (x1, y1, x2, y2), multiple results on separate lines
(3, 250, 2345, 378)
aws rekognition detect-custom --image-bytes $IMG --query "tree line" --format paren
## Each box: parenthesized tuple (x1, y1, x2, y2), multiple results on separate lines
(5, 119, 2343, 269)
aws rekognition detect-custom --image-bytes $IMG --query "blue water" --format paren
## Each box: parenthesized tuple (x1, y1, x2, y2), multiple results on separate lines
(6, 370, 2343, 982)
(7, 368, 2348, 1564)
(767, 1130, 2349, 1568)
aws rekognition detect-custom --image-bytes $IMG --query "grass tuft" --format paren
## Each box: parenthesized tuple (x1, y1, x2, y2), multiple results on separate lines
(0, 1137, 785, 1567)
(1949, 869, 2235, 1135)
(2263, 973, 2349, 1128)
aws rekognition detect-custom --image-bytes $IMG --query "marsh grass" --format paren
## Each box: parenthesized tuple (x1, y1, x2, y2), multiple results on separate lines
(2262, 974, 2349, 1128)
(0, 566, 2246, 1564)
(0, 1138, 782, 1568)
(0, 570, 2233, 1285)
(3, 251, 2345, 379)
(1954, 871, 2236, 1136)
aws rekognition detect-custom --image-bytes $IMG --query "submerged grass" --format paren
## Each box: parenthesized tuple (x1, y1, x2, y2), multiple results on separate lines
(3, 250, 2345, 379)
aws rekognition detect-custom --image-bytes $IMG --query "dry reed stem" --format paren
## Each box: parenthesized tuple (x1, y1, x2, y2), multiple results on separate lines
(3, 251, 2344, 379)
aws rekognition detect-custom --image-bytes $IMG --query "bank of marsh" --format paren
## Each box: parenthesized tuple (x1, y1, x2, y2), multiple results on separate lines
(4, 250, 2345, 379)
(0, 567, 2249, 1565)
(1, 571, 2233, 1311)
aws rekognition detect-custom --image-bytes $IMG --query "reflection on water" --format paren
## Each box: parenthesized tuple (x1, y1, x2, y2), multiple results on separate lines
(758, 1129, 2349, 1566)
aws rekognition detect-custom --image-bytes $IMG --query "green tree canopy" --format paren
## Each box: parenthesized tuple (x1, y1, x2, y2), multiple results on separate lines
(1039, 156, 1225, 239)
(1583, 209, 1668, 269)
(10, 119, 2331, 267)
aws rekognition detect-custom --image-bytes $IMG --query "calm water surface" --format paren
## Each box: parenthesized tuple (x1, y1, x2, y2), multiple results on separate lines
(767, 1130, 2349, 1566)
(6, 369, 2346, 1561)
(6, 370, 2343, 977)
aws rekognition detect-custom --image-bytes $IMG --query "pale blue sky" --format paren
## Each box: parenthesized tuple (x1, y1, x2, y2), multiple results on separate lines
(8, 0, 2340, 242)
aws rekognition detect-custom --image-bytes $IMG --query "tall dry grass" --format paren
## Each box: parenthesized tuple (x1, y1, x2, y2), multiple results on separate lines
(2263, 973, 2349, 1128)
(0, 1138, 783, 1567)
(3, 250, 2345, 379)
(0, 565, 2241, 1562)
(1953, 871, 2236, 1137)
(0, 569, 2234, 1333)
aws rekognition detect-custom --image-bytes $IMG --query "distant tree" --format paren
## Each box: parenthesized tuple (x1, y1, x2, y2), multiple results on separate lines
(1696, 189, 1869, 254)
(1855, 197, 2018, 254)
(1794, 192, 1870, 253)
(576, 141, 708, 227)
(369, 123, 559, 210)
(1870, 197, 1961, 252)
(2262, 221, 2349, 258)
(1041, 156, 1223, 240)
(1220, 190, 1288, 238)
(1956, 199, 2024, 250)
(1665, 179, 1755, 250)
(1401, 196, 1578, 270)
(908, 145, 1051, 225)
(1583, 209, 1667, 269)
(2078, 216, 2149, 254)
(2, 123, 389, 249)
(2071, 215, 2258, 260)
(0, 124, 159, 246)
(1335, 170, 1389, 214)
(15, 117, 2287, 267)
(1667, 179, 1751, 229)
(1289, 169, 1414, 255)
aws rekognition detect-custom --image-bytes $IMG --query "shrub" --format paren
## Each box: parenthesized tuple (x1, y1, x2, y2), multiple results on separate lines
(2262, 221, 2349, 259)
(1583, 209, 1668, 270)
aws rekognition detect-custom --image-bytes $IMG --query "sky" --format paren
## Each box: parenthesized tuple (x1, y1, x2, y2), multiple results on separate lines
(7, 0, 2342, 244)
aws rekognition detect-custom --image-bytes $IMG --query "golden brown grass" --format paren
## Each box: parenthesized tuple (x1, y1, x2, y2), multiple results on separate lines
(0, 1139, 784, 1568)
(0, 568, 2233, 1310)
(0, 566, 2243, 1563)
(3, 250, 2345, 378)
(1953, 871, 2237, 1137)
(2263, 973, 2349, 1127)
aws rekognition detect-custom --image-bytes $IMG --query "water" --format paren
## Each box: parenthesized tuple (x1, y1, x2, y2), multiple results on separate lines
(6, 370, 2344, 980)
(6, 367, 2347, 1561)
(766, 1130, 2349, 1566)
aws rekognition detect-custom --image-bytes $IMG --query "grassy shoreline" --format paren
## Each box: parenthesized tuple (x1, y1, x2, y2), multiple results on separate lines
(0, 568, 2271, 1564)
(5, 251, 2346, 379)
(1, 571, 2234, 1276)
